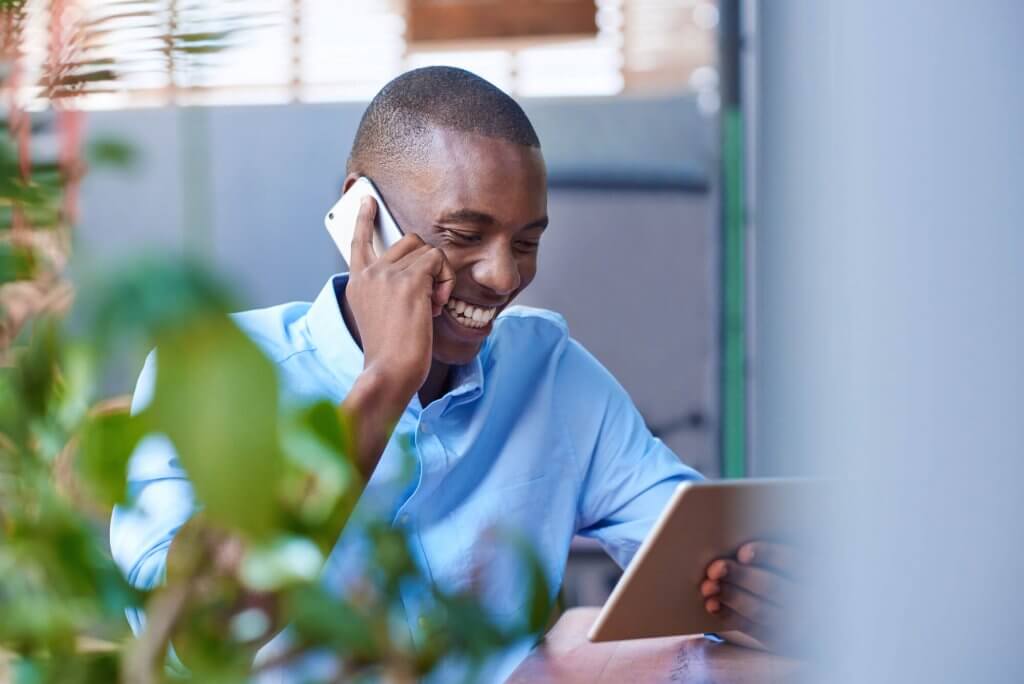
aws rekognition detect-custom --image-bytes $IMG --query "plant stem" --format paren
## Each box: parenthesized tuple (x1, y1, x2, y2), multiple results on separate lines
(121, 581, 193, 684)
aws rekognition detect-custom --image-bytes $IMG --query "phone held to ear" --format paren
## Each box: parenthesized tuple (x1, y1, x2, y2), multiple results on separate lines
(324, 176, 404, 266)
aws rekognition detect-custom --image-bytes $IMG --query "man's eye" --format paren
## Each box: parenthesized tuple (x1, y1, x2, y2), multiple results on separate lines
(516, 240, 540, 252)
(439, 229, 480, 244)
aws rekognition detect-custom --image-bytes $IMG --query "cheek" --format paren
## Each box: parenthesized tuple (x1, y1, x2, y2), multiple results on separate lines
(515, 256, 538, 293)
(443, 251, 473, 282)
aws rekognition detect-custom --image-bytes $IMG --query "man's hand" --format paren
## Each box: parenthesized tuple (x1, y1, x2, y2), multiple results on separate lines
(341, 196, 455, 476)
(345, 196, 456, 401)
(700, 541, 804, 654)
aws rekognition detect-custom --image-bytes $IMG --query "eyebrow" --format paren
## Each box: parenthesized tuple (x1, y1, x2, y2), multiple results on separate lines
(436, 208, 549, 232)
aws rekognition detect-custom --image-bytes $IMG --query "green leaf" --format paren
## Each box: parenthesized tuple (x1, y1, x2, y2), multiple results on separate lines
(174, 30, 234, 43)
(367, 524, 416, 593)
(77, 406, 145, 507)
(46, 69, 118, 88)
(82, 256, 236, 355)
(278, 400, 362, 549)
(302, 400, 353, 457)
(12, 318, 61, 421)
(0, 241, 37, 283)
(86, 137, 137, 170)
(286, 585, 380, 659)
(239, 536, 322, 592)
(149, 315, 283, 540)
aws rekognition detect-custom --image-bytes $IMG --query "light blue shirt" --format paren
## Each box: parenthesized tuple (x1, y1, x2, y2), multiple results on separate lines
(110, 274, 703, 681)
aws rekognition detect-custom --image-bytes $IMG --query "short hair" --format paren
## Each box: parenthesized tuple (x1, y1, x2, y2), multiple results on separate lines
(347, 66, 541, 178)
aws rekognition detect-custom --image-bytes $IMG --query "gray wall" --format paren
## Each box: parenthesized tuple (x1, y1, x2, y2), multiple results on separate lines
(78, 95, 719, 475)
(755, 1, 1024, 681)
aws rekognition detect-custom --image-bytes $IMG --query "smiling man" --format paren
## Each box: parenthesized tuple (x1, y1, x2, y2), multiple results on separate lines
(111, 67, 797, 681)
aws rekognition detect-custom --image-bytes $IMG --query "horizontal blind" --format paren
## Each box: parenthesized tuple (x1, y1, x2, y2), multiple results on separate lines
(623, 0, 718, 94)
(10, 0, 716, 109)
(173, 0, 292, 104)
(299, 0, 405, 102)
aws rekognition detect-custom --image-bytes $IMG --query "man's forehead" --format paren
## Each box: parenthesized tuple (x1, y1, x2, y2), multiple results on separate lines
(422, 126, 545, 173)
(394, 127, 545, 209)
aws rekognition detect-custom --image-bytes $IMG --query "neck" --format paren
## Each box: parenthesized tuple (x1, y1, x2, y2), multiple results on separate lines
(418, 361, 451, 407)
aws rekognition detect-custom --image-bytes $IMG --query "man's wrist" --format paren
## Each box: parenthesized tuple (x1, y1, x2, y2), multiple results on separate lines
(351, 364, 415, 416)
(342, 365, 414, 478)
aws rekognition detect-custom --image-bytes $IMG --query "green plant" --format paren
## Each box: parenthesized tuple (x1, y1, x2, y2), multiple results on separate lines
(0, 3, 550, 682)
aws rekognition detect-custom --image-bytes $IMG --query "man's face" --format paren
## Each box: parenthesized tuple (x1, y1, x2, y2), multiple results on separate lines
(371, 128, 548, 365)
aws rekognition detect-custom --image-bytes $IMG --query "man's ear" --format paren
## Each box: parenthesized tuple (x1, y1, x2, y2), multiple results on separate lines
(341, 172, 361, 195)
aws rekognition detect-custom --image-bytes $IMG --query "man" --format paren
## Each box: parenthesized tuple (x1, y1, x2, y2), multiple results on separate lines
(111, 67, 798, 680)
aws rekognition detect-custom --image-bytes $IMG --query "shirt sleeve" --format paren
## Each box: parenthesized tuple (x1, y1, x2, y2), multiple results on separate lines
(109, 351, 197, 636)
(557, 338, 704, 568)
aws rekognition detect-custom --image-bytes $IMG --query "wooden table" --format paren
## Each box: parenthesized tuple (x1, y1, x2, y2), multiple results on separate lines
(507, 608, 804, 683)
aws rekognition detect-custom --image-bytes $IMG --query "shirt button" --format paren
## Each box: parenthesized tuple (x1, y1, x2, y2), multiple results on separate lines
(419, 421, 432, 434)
(398, 513, 411, 525)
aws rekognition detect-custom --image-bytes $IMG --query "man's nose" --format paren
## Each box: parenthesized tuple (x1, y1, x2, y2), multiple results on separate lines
(472, 244, 521, 296)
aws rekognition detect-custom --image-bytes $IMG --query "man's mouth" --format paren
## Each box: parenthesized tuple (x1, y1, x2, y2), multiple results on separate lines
(444, 296, 499, 329)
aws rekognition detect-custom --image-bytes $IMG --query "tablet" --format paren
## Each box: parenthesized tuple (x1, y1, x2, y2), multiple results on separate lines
(587, 478, 821, 642)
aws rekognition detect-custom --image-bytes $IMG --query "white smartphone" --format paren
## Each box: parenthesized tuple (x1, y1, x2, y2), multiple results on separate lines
(324, 176, 404, 266)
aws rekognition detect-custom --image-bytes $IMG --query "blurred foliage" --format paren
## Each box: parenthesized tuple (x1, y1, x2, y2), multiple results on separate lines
(1, 244, 551, 684)
(86, 138, 138, 170)
(0, 2, 550, 683)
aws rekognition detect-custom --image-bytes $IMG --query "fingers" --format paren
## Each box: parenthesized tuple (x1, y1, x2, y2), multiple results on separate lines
(704, 559, 796, 606)
(737, 541, 802, 579)
(384, 233, 433, 265)
(407, 246, 455, 316)
(706, 602, 774, 647)
(387, 241, 456, 317)
(703, 542, 806, 655)
(349, 196, 378, 270)
(708, 580, 784, 628)
(428, 250, 456, 315)
(704, 596, 755, 633)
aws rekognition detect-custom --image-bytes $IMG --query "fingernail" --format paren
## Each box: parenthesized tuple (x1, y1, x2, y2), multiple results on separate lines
(701, 581, 719, 597)
(739, 545, 755, 563)
(710, 560, 728, 579)
(706, 598, 720, 614)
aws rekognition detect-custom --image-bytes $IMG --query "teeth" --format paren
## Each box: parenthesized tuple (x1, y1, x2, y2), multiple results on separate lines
(444, 297, 497, 329)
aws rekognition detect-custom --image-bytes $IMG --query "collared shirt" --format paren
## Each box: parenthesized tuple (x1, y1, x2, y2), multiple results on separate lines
(110, 274, 703, 681)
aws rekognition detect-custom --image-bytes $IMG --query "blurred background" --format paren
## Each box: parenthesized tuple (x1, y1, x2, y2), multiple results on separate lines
(68, 0, 725, 478)
(38, 0, 727, 611)
(9, 1, 1023, 681)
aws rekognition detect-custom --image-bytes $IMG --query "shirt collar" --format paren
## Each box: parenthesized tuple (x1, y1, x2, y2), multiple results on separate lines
(306, 273, 485, 409)
(306, 273, 364, 387)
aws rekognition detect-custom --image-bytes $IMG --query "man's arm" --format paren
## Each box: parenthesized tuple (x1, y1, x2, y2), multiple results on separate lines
(340, 195, 456, 478)
(554, 341, 808, 653)
(558, 338, 704, 568)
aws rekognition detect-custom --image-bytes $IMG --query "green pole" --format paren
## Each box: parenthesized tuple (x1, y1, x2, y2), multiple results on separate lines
(721, 108, 746, 478)
(719, 0, 746, 478)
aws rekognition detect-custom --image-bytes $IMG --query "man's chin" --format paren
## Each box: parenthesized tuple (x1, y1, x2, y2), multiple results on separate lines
(432, 311, 490, 365)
